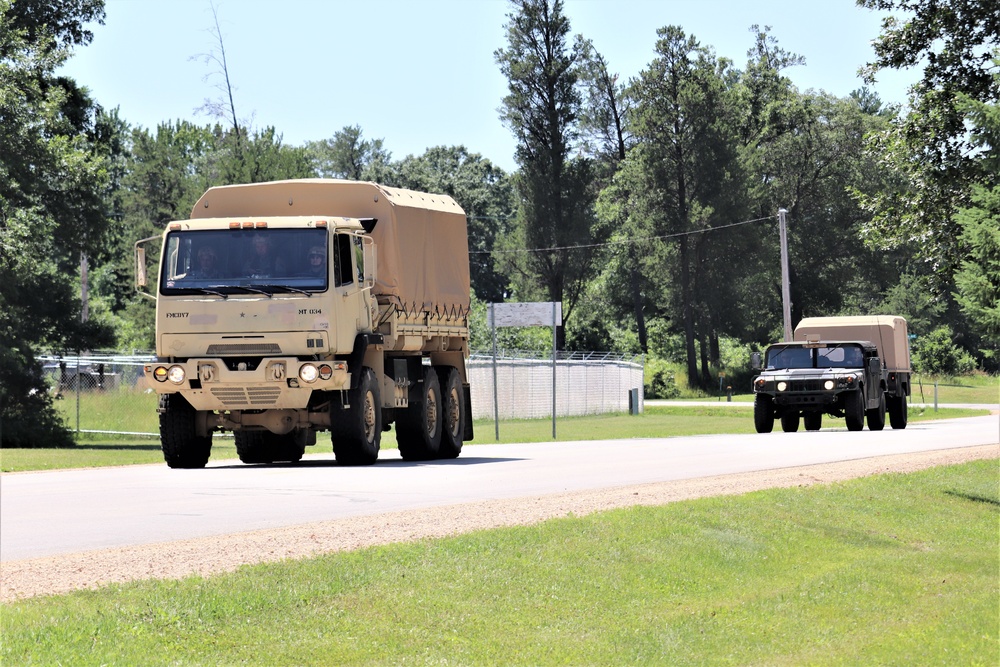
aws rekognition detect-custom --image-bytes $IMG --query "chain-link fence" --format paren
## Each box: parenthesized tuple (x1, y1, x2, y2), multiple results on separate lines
(40, 353, 160, 436)
(42, 350, 645, 439)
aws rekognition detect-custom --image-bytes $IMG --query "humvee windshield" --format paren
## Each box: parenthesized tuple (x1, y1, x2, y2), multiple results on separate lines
(159, 228, 329, 296)
(765, 344, 864, 370)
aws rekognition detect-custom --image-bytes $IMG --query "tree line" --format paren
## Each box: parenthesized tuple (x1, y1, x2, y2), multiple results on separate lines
(1, 0, 996, 446)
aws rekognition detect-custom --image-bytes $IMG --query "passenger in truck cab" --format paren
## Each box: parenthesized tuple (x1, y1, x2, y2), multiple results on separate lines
(306, 245, 326, 277)
(188, 246, 221, 279)
(244, 233, 279, 278)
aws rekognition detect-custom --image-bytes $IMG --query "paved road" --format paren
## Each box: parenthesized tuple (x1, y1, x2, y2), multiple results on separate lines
(2, 415, 997, 562)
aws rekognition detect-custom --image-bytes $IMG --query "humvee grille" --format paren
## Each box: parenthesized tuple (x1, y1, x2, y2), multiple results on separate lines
(206, 343, 281, 355)
(788, 379, 825, 391)
(210, 386, 282, 406)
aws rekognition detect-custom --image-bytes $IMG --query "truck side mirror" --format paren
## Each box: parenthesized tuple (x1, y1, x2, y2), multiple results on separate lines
(135, 246, 147, 288)
(134, 235, 159, 300)
(362, 237, 377, 288)
(750, 351, 762, 371)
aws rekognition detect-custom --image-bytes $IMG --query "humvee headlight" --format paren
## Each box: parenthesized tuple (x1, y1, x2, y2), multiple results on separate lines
(777, 381, 787, 392)
(318, 364, 333, 380)
(824, 380, 835, 390)
(153, 366, 169, 382)
(299, 364, 319, 383)
(166, 365, 186, 384)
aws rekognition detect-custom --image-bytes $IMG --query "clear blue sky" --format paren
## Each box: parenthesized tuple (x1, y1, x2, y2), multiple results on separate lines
(59, 0, 916, 173)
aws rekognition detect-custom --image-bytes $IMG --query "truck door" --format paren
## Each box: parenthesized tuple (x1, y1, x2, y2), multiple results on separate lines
(332, 233, 371, 335)
(865, 354, 882, 407)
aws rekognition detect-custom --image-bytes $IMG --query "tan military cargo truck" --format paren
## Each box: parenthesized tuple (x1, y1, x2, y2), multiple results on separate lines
(750, 316, 912, 433)
(136, 179, 472, 468)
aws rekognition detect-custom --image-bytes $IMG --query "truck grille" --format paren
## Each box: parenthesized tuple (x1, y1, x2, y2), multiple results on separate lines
(210, 386, 282, 406)
(206, 343, 281, 355)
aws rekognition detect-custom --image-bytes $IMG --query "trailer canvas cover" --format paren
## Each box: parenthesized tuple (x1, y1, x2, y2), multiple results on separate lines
(794, 316, 911, 372)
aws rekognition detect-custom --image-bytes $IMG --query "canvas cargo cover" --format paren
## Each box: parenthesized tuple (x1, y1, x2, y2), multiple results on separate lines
(190, 179, 470, 315)
(794, 316, 911, 371)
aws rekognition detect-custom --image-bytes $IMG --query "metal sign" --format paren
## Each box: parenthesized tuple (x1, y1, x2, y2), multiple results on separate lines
(488, 302, 563, 441)
(487, 302, 562, 328)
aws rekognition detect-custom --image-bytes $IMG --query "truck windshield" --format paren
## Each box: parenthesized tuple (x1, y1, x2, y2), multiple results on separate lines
(160, 228, 328, 296)
(766, 344, 864, 369)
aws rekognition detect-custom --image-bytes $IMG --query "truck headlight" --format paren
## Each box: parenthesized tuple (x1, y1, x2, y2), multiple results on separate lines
(166, 365, 186, 384)
(824, 380, 835, 390)
(299, 364, 319, 383)
(777, 381, 787, 392)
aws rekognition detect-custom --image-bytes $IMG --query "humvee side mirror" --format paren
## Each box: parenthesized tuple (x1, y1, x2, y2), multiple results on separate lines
(750, 351, 762, 371)
(867, 357, 881, 374)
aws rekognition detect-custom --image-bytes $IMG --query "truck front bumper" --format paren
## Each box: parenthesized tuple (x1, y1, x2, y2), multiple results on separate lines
(144, 357, 350, 411)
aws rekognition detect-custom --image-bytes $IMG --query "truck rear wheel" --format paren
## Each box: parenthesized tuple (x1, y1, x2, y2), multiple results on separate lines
(753, 395, 774, 433)
(397, 367, 442, 461)
(888, 394, 908, 429)
(844, 390, 865, 431)
(780, 412, 800, 432)
(866, 393, 886, 431)
(332, 367, 381, 466)
(159, 394, 212, 469)
(436, 366, 465, 459)
(804, 413, 822, 431)
(235, 430, 306, 464)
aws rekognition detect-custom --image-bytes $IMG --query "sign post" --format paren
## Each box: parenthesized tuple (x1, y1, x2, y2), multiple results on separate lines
(487, 302, 563, 440)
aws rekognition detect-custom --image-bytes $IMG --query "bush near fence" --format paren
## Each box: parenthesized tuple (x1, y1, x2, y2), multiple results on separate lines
(43, 350, 646, 439)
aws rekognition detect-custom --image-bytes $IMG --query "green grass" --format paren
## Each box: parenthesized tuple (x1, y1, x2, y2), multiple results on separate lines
(3, 460, 997, 665)
(911, 373, 1000, 405)
(1, 405, 988, 473)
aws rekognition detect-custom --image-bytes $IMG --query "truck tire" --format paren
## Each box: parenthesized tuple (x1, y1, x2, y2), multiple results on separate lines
(804, 413, 822, 431)
(235, 430, 306, 464)
(844, 390, 865, 431)
(435, 366, 465, 459)
(159, 394, 212, 469)
(866, 392, 886, 431)
(888, 394, 908, 429)
(753, 394, 774, 433)
(397, 367, 442, 461)
(780, 411, 800, 432)
(332, 367, 381, 466)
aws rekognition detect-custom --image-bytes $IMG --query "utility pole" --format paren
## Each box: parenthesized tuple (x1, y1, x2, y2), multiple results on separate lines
(778, 208, 792, 342)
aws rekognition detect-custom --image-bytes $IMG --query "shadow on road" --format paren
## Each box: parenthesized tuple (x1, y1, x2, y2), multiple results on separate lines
(209, 456, 523, 470)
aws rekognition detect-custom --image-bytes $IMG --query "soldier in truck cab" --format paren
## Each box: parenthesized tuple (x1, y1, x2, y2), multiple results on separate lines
(306, 245, 326, 277)
(189, 246, 221, 279)
(244, 233, 281, 278)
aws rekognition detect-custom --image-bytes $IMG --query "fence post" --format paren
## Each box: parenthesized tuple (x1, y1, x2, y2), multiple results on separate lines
(75, 351, 81, 434)
(934, 382, 938, 412)
(491, 304, 499, 441)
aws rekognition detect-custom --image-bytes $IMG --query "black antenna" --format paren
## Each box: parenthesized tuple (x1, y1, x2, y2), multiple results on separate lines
(875, 315, 887, 368)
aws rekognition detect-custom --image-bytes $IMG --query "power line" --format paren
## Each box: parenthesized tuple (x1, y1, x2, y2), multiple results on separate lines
(470, 215, 775, 255)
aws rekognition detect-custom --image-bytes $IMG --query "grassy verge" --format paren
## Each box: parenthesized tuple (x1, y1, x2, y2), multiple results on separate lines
(0, 405, 989, 473)
(2, 459, 997, 665)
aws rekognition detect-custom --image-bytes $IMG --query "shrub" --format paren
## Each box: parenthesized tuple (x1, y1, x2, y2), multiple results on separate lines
(644, 357, 681, 399)
(912, 326, 977, 376)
